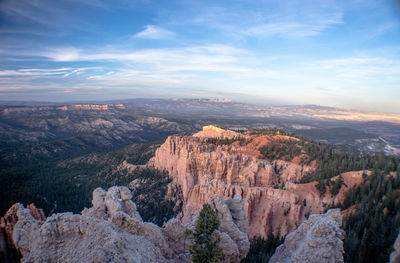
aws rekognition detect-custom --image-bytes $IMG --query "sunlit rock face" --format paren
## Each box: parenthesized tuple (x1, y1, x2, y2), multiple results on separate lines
(150, 126, 364, 238)
(193, 125, 244, 139)
(6, 186, 249, 263)
(269, 209, 345, 263)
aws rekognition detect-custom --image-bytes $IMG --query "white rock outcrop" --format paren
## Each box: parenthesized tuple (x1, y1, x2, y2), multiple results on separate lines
(269, 209, 345, 263)
(209, 195, 250, 261)
(10, 186, 249, 263)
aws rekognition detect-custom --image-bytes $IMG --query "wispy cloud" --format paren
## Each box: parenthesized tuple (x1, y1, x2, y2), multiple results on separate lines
(133, 25, 175, 39)
(187, 1, 344, 39)
(0, 68, 71, 77)
(243, 16, 343, 38)
(41, 44, 278, 78)
(0, 0, 101, 40)
(44, 47, 81, 62)
(0, 67, 96, 78)
(0, 0, 70, 27)
(43, 44, 245, 68)
(19, 43, 277, 89)
(308, 56, 400, 80)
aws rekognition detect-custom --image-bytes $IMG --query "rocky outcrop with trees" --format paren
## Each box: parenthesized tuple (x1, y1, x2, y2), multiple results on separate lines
(149, 126, 365, 239)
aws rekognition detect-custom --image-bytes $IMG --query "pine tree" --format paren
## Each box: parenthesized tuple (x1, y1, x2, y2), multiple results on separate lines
(186, 203, 225, 263)
(330, 174, 344, 196)
(316, 179, 326, 196)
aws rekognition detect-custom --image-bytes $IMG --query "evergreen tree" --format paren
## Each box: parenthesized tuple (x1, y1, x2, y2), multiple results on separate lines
(330, 174, 344, 196)
(186, 203, 225, 263)
(242, 232, 284, 263)
(316, 179, 327, 196)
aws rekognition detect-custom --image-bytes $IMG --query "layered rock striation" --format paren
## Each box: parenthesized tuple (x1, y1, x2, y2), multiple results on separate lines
(6, 186, 249, 263)
(269, 209, 345, 263)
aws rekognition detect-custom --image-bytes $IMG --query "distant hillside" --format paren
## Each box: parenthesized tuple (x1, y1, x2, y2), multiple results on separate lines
(0, 105, 196, 162)
(3, 100, 399, 156)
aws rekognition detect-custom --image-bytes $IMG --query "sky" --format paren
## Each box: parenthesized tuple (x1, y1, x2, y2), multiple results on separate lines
(0, 0, 400, 113)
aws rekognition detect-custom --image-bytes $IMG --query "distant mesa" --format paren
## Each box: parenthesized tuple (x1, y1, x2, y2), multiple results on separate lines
(207, 99, 234, 103)
(57, 104, 126, 110)
(193, 125, 244, 139)
(171, 98, 233, 103)
(1, 104, 126, 114)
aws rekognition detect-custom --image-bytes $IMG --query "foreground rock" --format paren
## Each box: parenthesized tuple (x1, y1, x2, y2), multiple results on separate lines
(7, 186, 249, 263)
(269, 209, 345, 263)
(0, 203, 45, 260)
(391, 231, 400, 263)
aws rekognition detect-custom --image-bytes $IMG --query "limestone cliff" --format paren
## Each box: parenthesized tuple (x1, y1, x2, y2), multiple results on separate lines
(7, 186, 249, 263)
(269, 209, 345, 263)
(150, 126, 364, 238)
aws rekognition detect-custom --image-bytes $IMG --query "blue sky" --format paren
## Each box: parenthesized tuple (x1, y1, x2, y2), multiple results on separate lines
(0, 0, 400, 112)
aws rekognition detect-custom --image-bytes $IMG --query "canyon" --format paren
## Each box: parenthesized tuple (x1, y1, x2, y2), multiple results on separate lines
(1, 124, 399, 262)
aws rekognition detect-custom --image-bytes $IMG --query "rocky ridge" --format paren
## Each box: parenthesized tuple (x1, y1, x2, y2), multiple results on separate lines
(269, 209, 345, 263)
(4, 186, 249, 263)
(149, 126, 364, 238)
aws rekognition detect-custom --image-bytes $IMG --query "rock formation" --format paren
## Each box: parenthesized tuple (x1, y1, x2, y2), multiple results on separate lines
(7, 186, 249, 263)
(269, 209, 345, 263)
(0, 203, 45, 260)
(150, 126, 364, 238)
(391, 231, 400, 263)
(208, 195, 249, 259)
